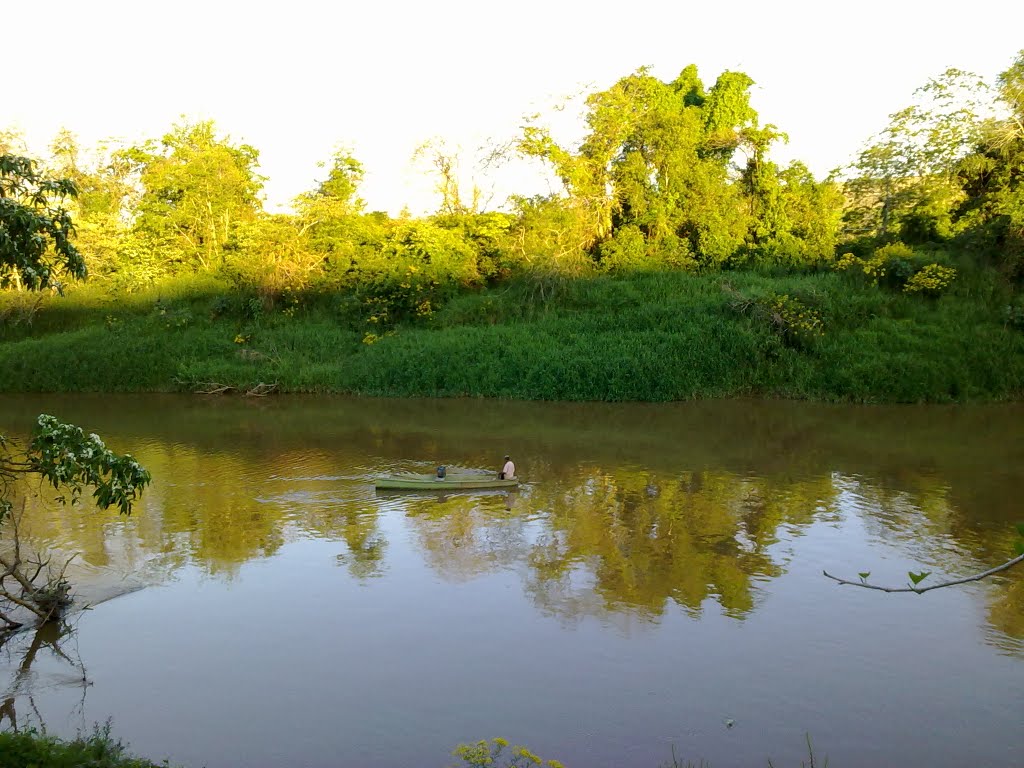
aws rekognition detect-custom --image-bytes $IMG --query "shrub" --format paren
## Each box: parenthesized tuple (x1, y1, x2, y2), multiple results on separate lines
(352, 220, 481, 326)
(903, 264, 957, 297)
(833, 252, 861, 272)
(153, 299, 193, 329)
(835, 243, 956, 296)
(597, 225, 649, 272)
(451, 738, 564, 768)
(433, 211, 515, 281)
(882, 255, 916, 290)
(0, 722, 168, 768)
(1004, 303, 1024, 331)
(725, 284, 825, 351)
(763, 293, 825, 348)
(221, 216, 323, 298)
(0, 290, 44, 330)
(598, 227, 698, 273)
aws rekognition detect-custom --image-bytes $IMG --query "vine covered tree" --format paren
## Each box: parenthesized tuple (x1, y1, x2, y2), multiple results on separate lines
(517, 64, 841, 270)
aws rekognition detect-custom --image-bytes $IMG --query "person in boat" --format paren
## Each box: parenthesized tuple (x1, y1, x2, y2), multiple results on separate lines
(499, 455, 515, 480)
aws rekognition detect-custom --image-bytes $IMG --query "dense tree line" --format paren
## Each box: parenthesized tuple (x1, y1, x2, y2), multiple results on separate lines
(841, 54, 1024, 277)
(1, 52, 1022, 324)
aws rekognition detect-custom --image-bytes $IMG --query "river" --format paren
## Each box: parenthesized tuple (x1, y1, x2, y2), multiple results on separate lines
(0, 394, 1021, 767)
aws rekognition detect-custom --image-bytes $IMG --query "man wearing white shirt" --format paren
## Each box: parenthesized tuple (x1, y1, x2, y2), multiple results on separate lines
(500, 455, 515, 480)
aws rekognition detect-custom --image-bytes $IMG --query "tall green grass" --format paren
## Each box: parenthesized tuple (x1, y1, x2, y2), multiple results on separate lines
(1, 270, 1022, 401)
(0, 724, 172, 768)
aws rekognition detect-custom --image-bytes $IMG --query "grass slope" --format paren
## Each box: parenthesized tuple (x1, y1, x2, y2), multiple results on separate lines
(1, 270, 1022, 402)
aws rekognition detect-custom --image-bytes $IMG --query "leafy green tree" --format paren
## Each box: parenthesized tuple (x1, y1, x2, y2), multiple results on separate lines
(742, 157, 844, 266)
(517, 64, 824, 269)
(295, 149, 371, 265)
(842, 68, 990, 244)
(295, 148, 365, 224)
(518, 68, 662, 253)
(1, 415, 150, 628)
(433, 210, 514, 281)
(124, 120, 264, 270)
(292, 150, 400, 294)
(0, 154, 83, 290)
(44, 130, 147, 285)
(842, 113, 920, 242)
(954, 51, 1024, 275)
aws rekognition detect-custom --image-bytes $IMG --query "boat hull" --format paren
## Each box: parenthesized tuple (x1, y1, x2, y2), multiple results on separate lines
(374, 473, 519, 490)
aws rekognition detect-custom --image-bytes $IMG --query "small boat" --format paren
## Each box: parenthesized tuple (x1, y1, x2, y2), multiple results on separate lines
(374, 472, 519, 491)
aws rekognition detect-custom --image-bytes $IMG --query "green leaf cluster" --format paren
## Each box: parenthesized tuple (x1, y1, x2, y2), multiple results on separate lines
(27, 414, 151, 515)
(451, 738, 564, 768)
(0, 154, 83, 290)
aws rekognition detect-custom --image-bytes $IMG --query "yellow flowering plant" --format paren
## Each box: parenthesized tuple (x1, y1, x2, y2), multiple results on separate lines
(903, 263, 957, 296)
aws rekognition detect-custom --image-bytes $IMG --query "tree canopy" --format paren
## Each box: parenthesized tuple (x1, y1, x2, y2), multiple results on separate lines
(518, 65, 842, 270)
(121, 120, 264, 270)
(1, 53, 1022, 318)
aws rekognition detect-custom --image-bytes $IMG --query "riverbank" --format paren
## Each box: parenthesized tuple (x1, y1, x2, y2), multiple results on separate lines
(0, 726, 171, 768)
(1, 269, 1022, 402)
(0, 729, 828, 768)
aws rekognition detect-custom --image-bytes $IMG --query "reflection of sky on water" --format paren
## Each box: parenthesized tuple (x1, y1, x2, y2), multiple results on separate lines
(9, 514, 1018, 768)
(1, 395, 1022, 767)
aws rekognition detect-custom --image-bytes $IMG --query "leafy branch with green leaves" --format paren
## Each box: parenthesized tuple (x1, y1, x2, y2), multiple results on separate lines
(0, 415, 150, 629)
(0, 154, 83, 291)
(824, 525, 1024, 594)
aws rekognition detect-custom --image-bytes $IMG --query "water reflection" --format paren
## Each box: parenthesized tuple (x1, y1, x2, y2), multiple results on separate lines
(0, 394, 1022, 645)
(401, 491, 536, 582)
(0, 621, 87, 734)
(333, 506, 388, 579)
(2, 395, 1023, 768)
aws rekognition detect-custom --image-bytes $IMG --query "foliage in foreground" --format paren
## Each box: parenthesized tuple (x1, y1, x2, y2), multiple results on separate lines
(0, 729, 830, 768)
(0, 723, 169, 768)
(0, 155, 82, 291)
(452, 737, 564, 768)
(0, 415, 150, 628)
(449, 736, 828, 768)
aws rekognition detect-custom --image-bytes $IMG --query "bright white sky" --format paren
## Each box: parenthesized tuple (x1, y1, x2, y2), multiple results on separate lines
(4, 0, 1022, 215)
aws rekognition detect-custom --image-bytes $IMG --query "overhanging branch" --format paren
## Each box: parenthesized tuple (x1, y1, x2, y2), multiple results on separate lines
(824, 552, 1024, 594)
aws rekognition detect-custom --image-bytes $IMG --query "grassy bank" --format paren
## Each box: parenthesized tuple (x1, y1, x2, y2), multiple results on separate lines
(0, 730, 826, 768)
(1, 268, 1022, 402)
(0, 726, 171, 768)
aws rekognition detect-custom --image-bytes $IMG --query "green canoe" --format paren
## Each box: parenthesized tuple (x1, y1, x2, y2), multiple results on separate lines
(374, 472, 519, 490)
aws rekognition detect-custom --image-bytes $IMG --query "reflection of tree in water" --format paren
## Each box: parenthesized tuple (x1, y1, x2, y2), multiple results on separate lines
(988, 579, 1024, 654)
(0, 621, 87, 734)
(402, 492, 534, 582)
(837, 473, 1024, 652)
(12, 439, 397, 582)
(332, 507, 387, 579)
(389, 466, 840, 621)
(8, 400, 1023, 645)
(10, 445, 289, 579)
(524, 468, 839, 620)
